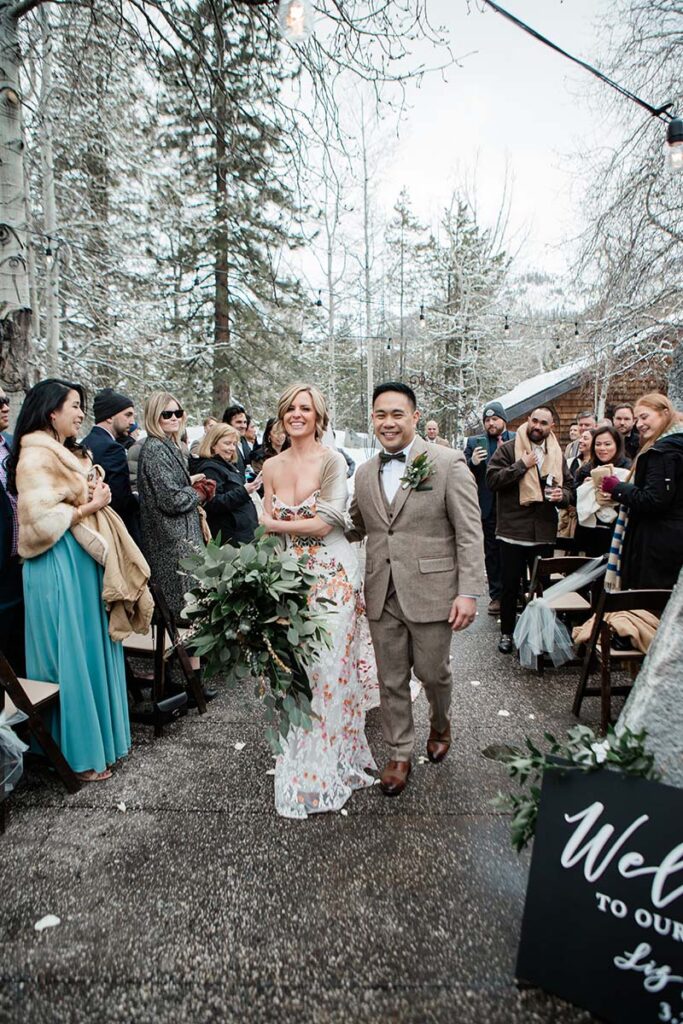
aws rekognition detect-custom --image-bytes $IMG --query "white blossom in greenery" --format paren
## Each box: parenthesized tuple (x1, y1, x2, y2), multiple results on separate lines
(590, 740, 610, 764)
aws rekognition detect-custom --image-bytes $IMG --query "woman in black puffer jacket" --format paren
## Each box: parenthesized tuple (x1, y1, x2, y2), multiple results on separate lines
(189, 424, 260, 545)
(601, 393, 683, 590)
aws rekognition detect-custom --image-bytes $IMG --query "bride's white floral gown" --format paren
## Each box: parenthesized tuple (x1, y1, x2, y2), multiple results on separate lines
(273, 490, 377, 819)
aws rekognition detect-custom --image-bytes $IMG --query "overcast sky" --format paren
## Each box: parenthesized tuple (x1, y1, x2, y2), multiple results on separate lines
(376, 0, 616, 276)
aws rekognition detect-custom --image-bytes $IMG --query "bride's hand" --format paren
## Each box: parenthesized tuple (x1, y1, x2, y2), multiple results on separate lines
(261, 514, 279, 533)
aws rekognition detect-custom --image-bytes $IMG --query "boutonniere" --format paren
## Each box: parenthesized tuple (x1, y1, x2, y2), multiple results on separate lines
(400, 452, 435, 491)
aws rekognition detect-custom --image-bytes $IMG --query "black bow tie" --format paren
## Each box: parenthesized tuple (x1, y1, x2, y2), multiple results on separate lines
(379, 451, 407, 464)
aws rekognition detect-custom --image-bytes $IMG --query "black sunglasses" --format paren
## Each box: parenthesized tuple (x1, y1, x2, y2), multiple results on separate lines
(160, 408, 184, 420)
(0, 397, 9, 408)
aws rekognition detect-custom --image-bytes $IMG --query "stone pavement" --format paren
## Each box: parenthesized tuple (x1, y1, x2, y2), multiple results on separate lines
(0, 605, 605, 1024)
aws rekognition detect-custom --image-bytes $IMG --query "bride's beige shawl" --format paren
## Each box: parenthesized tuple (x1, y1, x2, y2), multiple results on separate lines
(16, 431, 89, 558)
(316, 448, 349, 530)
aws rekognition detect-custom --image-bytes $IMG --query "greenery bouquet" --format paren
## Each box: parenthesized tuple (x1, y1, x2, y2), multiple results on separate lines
(180, 528, 331, 753)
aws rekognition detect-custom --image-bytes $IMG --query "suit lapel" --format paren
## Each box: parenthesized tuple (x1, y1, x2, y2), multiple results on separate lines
(390, 435, 428, 523)
(366, 453, 390, 525)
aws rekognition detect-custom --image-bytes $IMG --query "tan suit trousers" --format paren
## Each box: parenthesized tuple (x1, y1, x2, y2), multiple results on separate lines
(368, 585, 452, 760)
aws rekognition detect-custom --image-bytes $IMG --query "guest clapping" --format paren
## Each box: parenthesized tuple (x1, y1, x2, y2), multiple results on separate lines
(189, 424, 260, 545)
(8, 379, 130, 782)
(601, 393, 683, 590)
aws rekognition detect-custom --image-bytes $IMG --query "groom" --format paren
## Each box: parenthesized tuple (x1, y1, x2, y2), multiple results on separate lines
(349, 383, 485, 796)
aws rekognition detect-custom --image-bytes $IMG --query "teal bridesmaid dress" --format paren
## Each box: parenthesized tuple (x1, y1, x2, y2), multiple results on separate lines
(23, 530, 131, 773)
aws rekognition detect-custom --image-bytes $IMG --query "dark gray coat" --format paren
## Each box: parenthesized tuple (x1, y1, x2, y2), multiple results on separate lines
(137, 436, 204, 620)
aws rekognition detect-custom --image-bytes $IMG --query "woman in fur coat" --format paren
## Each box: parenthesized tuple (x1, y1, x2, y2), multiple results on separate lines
(7, 379, 131, 781)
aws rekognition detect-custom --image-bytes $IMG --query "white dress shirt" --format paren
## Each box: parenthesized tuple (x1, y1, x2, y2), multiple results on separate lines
(380, 440, 414, 504)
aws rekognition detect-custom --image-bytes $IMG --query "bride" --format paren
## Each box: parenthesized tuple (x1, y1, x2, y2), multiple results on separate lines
(261, 382, 377, 819)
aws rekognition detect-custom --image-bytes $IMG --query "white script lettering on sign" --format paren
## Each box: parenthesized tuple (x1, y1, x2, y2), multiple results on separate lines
(561, 802, 683, 910)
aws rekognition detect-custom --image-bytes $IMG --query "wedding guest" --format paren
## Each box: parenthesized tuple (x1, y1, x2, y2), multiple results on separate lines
(189, 416, 219, 457)
(189, 424, 260, 545)
(137, 392, 216, 701)
(613, 402, 641, 461)
(83, 388, 141, 544)
(119, 421, 141, 452)
(127, 433, 144, 493)
(0, 387, 24, 673)
(8, 379, 129, 781)
(564, 421, 579, 460)
(601, 393, 683, 590)
(425, 420, 450, 447)
(574, 426, 631, 557)
(569, 428, 593, 479)
(250, 417, 285, 473)
(221, 404, 250, 479)
(464, 401, 514, 617)
(244, 417, 258, 453)
(486, 406, 573, 654)
(137, 392, 205, 623)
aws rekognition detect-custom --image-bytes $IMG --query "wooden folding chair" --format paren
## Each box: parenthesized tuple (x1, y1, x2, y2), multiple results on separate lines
(123, 583, 205, 737)
(572, 588, 671, 733)
(0, 650, 81, 821)
(526, 555, 598, 676)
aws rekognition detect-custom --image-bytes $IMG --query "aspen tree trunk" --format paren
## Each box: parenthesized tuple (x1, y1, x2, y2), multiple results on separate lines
(0, 1, 33, 398)
(39, 4, 59, 373)
(212, 18, 231, 416)
(326, 234, 336, 428)
(360, 103, 373, 420)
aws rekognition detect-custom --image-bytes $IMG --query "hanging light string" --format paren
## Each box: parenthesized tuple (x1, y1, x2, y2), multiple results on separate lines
(479, 0, 674, 124)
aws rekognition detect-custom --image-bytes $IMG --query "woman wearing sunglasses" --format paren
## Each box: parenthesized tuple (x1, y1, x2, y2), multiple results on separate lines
(137, 393, 208, 637)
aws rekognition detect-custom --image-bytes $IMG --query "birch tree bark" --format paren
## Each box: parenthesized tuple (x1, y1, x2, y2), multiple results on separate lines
(0, 1, 32, 397)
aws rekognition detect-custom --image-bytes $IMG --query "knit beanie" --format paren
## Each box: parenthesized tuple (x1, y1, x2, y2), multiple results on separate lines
(93, 388, 135, 422)
(482, 401, 508, 423)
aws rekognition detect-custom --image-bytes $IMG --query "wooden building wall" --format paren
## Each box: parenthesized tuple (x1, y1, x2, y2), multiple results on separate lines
(506, 372, 667, 446)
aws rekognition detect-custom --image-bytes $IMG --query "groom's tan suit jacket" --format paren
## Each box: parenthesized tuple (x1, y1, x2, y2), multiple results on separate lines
(348, 436, 485, 622)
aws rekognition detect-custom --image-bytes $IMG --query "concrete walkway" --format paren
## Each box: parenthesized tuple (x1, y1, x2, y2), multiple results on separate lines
(1, 606, 600, 1023)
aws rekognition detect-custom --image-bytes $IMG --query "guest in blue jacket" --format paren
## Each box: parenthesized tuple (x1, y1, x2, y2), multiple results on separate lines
(464, 401, 515, 617)
(0, 386, 24, 673)
(83, 388, 141, 545)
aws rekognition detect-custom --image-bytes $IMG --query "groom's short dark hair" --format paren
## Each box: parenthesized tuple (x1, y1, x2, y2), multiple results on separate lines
(373, 382, 417, 410)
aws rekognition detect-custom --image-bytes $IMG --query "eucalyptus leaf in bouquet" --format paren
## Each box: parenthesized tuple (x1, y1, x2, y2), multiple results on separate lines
(180, 527, 332, 753)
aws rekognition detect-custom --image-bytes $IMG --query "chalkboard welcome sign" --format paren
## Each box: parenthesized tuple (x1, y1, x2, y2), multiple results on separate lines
(516, 769, 683, 1024)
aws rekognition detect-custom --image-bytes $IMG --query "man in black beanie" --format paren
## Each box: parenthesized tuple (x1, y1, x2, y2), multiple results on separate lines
(464, 401, 514, 617)
(83, 388, 141, 544)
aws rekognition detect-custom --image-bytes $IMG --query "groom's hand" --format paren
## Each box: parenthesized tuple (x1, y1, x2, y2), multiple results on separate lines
(448, 596, 477, 632)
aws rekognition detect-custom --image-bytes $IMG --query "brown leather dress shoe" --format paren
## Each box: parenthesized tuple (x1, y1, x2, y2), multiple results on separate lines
(427, 724, 451, 764)
(379, 760, 411, 796)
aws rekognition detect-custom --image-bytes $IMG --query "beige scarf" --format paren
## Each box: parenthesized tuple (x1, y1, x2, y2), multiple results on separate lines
(514, 422, 564, 506)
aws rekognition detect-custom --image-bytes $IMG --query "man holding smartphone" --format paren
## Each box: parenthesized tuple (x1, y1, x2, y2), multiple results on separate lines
(464, 402, 514, 617)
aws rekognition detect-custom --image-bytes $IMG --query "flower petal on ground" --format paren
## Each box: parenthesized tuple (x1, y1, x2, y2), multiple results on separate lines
(34, 915, 60, 932)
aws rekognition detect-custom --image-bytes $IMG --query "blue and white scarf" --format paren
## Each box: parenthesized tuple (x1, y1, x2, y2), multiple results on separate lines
(605, 505, 628, 592)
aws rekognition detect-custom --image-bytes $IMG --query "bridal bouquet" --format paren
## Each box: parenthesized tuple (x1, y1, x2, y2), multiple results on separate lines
(180, 528, 331, 753)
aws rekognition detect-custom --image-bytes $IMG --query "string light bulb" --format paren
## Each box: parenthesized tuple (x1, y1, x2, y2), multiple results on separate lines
(45, 244, 54, 269)
(278, 0, 313, 41)
(504, 315, 509, 332)
(574, 322, 579, 337)
(419, 303, 426, 329)
(666, 117, 683, 171)
(315, 290, 323, 307)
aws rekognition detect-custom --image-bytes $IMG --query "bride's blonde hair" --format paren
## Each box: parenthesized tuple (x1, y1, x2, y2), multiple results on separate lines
(277, 383, 329, 442)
